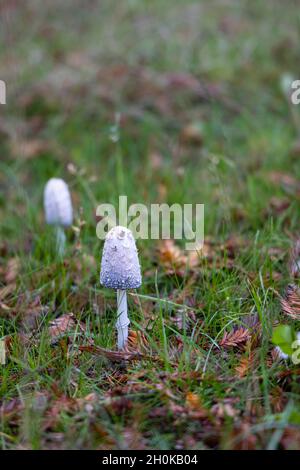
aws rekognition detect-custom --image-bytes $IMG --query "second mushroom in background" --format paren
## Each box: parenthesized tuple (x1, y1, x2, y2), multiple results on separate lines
(100, 226, 142, 350)
(44, 178, 73, 256)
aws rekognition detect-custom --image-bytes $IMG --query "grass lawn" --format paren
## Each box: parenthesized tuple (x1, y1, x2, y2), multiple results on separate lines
(0, 0, 300, 449)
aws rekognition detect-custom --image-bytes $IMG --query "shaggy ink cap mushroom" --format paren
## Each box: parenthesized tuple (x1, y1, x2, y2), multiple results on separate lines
(100, 226, 142, 290)
(44, 178, 73, 227)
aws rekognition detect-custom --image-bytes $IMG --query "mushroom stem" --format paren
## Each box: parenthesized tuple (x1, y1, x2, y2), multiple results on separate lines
(116, 289, 129, 350)
(56, 226, 66, 257)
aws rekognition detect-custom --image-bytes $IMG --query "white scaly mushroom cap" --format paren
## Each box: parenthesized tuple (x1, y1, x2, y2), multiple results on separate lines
(100, 226, 142, 290)
(44, 178, 73, 227)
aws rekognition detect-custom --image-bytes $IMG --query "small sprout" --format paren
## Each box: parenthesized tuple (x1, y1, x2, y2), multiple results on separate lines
(272, 324, 300, 360)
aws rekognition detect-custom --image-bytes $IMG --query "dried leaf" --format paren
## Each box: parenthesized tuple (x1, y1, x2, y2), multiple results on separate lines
(241, 314, 262, 350)
(289, 240, 300, 278)
(79, 344, 146, 362)
(211, 401, 239, 419)
(280, 284, 300, 320)
(44, 396, 78, 430)
(242, 313, 260, 331)
(220, 327, 250, 349)
(0, 283, 16, 301)
(14, 295, 47, 331)
(165, 72, 206, 95)
(0, 398, 23, 420)
(235, 351, 256, 378)
(180, 122, 204, 146)
(5, 257, 20, 284)
(77, 392, 98, 414)
(157, 240, 187, 274)
(0, 302, 11, 313)
(125, 329, 149, 354)
(10, 139, 51, 160)
(268, 171, 300, 194)
(270, 386, 286, 413)
(270, 347, 281, 364)
(157, 183, 167, 201)
(164, 72, 240, 112)
(48, 313, 76, 343)
(268, 197, 291, 215)
(122, 426, 146, 450)
(157, 240, 203, 274)
(290, 139, 300, 158)
(149, 151, 163, 170)
(185, 392, 202, 410)
(226, 423, 257, 450)
(281, 427, 300, 450)
(170, 308, 197, 331)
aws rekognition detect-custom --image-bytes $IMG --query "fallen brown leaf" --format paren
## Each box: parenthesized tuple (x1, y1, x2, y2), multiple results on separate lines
(17, 295, 47, 331)
(185, 392, 203, 410)
(5, 257, 20, 284)
(170, 308, 197, 331)
(281, 427, 300, 450)
(211, 401, 239, 419)
(290, 139, 300, 158)
(220, 327, 250, 349)
(157, 239, 187, 274)
(157, 239, 204, 274)
(270, 386, 286, 413)
(279, 284, 300, 320)
(149, 151, 163, 170)
(122, 426, 146, 450)
(225, 423, 257, 450)
(180, 122, 203, 146)
(289, 240, 300, 278)
(0, 283, 16, 301)
(44, 395, 78, 430)
(125, 329, 149, 354)
(267, 171, 300, 195)
(79, 344, 147, 362)
(0, 302, 10, 315)
(48, 312, 76, 343)
(0, 398, 23, 420)
(268, 196, 291, 215)
(10, 139, 51, 160)
(235, 351, 256, 378)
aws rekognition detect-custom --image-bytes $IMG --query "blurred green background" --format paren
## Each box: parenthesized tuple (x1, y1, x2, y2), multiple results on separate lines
(0, 0, 300, 450)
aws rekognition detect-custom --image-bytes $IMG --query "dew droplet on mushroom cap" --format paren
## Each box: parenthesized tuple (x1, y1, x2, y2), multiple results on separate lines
(100, 226, 142, 290)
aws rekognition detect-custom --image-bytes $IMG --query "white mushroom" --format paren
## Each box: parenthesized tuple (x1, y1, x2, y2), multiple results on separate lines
(44, 178, 73, 256)
(100, 226, 142, 350)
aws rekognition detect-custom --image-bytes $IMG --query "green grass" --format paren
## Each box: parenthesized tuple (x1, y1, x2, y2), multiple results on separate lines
(0, 0, 300, 450)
